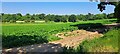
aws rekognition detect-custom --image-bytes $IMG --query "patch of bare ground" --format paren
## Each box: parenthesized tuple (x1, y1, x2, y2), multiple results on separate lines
(2, 30, 103, 53)
(50, 30, 103, 48)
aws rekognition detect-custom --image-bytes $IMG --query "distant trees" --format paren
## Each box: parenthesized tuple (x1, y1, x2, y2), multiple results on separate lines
(38, 13, 45, 20)
(1, 13, 115, 23)
(61, 16, 67, 22)
(107, 13, 114, 19)
(94, 13, 107, 19)
(85, 13, 95, 20)
(77, 14, 86, 21)
(9, 14, 16, 23)
(68, 15, 76, 22)
(54, 15, 62, 22)
(16, 13, 22, 20)
(53, 15, 67, 22)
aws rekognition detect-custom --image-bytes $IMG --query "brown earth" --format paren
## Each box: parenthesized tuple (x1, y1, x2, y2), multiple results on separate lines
(50, 30, 103, 48)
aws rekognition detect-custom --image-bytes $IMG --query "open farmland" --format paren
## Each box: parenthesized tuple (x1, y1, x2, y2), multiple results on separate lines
(1, 2, 120, 53)
(2, 23, 77, 48)
(2, 19, 117, 48)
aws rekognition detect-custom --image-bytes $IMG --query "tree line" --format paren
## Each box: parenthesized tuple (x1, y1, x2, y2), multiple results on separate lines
(0, 13, 115, 23)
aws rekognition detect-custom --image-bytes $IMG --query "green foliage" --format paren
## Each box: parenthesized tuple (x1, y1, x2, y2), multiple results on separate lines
(94, 13, 107, 19)
(76, 14, 86, 21)
(61, 16, 67, 22)
(38, 13, 45, 20)
(107, 13, 114, 19)
(54, 15, 62, 22)
(2, 19, 117, 48)
(97, 1, 120, 22)
(81, 28, 119, 52)
(2, 35, 48, 48)
(2, 23, 77, 48)
(68, 14, 76, 22)
(65, 28, 119, 52)
(115, 2, 120, 23)
(1, 13, 115, 23)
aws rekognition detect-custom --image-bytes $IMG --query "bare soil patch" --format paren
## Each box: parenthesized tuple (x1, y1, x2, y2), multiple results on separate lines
(50, 30, 103, 48)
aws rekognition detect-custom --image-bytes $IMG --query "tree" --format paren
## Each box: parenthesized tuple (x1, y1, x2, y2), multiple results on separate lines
(61, 16, 67, 22)
(107, 13, 114, 19)
(68, 14, 76, 22)
(25, 13, 31, 22)
(2, 14, 12, 22)
(95, 0, 120, 22)
(29, 14, 36, 23)
(54, 15, 62, 22)
(10, 14, 17, 23)
(77, 14, 86, 21)
(38, 13, 45, 20)
(86, 13, 95, 20)
(16, 13, 22, 20)
(114, 2, 120, 22)
(31, 14, 36, 20)
(103, 13, 107, 19)
(45, 14, 51, 22)
(93, 13, 107, 20)
(0, 13, 2, 22)
(90, 0, 120, 22)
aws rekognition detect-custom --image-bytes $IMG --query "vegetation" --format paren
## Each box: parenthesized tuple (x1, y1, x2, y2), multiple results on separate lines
(1, 1, 119, 53)
(2, 19, 117, 48)
(2, 23, 77, 48)
(95, 0, 120, 22)
(80, 28, 119, 52)
(63, 28, 119, 53)
(68, 14, 76, 22)
(0, 13, 116, 23)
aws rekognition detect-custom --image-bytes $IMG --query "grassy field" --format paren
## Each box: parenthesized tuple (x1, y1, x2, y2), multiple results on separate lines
(79, 28, 119, 52)
(2, 24, 77, 48)
(1, 19, 117, 48)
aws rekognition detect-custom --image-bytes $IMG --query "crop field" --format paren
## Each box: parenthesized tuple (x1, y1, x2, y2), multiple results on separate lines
(2, 24, 77, 48)
(1, 19, 117, 48)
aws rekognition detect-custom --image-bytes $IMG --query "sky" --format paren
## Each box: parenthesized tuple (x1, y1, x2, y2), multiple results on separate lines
(1, 0, 119, 2)
(1, 0, 90, 2)
(2, 2, 115, 15)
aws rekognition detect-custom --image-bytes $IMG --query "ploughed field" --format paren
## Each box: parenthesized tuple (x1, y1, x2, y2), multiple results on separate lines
(1, 19, 117, 48)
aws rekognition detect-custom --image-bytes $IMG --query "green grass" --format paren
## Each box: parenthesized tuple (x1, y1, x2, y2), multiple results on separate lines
(63, 28, 119, 53)
(80, 28, 119, 52)
(2, 23, 77, 48)
(1, 19, 117, 48)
